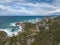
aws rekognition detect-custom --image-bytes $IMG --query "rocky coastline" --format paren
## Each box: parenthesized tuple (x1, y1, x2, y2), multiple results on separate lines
(0, 16, 60, 45)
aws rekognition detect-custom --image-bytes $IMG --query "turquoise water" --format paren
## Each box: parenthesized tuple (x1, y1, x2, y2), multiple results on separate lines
(0, 16, 44, 36)
(0, 16, 44, 28)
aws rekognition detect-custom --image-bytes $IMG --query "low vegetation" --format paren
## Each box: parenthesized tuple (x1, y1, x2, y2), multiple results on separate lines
(0, 16, 60, 45)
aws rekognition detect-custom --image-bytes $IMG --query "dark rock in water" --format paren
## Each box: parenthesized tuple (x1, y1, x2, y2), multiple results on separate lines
(15, 22, 21, 26)
(15, 22, 25, 26)
(15, 22, 26, 31)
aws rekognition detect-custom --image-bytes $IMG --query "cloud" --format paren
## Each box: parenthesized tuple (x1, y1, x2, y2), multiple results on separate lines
(52, 0, 60, 7)
(46, 8, 60, 15)
(0, 2, 58, 16)
(0, 0, 60, 16)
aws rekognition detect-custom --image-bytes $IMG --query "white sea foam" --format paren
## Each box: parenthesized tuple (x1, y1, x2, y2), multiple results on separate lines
(23, 18, 41, 24)
(0, 18, 41, 37)
(26, 18, 41, 24)
(9, 23, 16, 26)
(0, 24, 22, 37)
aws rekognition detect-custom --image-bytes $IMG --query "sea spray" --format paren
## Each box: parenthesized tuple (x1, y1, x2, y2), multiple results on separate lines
(9, 23, 16, 26)
(23, 18, 41, 24)
(0, 16, 44, 37)
(0, 23, 22, 37)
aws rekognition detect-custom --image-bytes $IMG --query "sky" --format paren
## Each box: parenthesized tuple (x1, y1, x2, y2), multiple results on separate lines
(0, 0, 60, 16)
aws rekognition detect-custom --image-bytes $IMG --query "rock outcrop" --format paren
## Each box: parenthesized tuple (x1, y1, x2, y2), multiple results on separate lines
(15, 22, 26, 31)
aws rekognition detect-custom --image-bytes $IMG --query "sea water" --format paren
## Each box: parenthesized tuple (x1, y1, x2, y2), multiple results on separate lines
(0, 16, 44, 36)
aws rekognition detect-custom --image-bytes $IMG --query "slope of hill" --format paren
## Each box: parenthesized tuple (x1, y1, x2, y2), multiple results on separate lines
(0, 16, 60, 45)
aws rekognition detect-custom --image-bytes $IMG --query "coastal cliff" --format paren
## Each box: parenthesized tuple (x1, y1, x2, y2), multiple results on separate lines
(0, 16, 60, 45)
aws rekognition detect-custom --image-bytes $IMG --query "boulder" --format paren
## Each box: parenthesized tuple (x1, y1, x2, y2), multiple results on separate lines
(15, 22, 25, 26)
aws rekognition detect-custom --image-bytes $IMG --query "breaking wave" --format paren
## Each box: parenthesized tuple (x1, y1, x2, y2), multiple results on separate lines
(0, 22, 22, 37)
(23, 18, 41, 23)
(0, 18, 41, 37)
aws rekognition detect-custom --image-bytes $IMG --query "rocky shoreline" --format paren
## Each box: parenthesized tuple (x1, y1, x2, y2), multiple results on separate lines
(0, 16, 59, 45)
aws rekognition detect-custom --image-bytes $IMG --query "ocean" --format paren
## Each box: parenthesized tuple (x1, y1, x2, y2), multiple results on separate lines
(0, 16, 44, 36)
